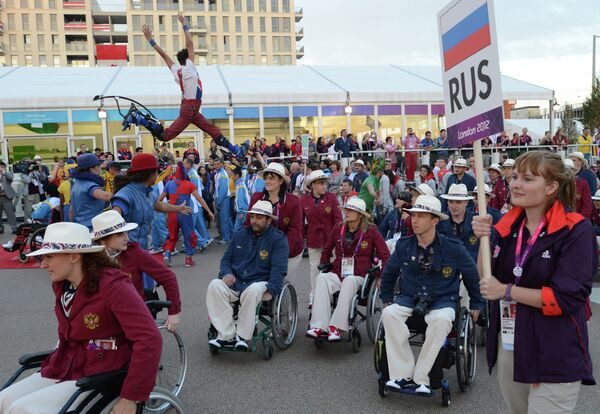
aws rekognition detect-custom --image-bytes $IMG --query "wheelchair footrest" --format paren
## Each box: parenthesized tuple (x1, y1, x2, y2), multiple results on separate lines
(75, 369, 128, 391)
(386, 385, 437, 398)
(19, 350, 53, 367)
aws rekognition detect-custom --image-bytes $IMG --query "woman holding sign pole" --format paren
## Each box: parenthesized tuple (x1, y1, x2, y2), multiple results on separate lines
(472, 151, 595, 414)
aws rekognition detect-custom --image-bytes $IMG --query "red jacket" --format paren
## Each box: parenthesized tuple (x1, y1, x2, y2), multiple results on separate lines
(246, 192, 304, 257)
(320, 223, 390, 279)
(41, 268, 161, 401)
(575, 177, 593, 219)
(301, 192, 343, 248)
(490, 178, 510, 210)
(290, 143, 303, 161)
(119, 242, 182, 315)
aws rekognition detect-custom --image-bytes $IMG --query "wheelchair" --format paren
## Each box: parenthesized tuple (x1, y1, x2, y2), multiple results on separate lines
(374, 300, 477, 407)
(307, 261, 383, 352)
(207, 281, 298, 360)
(1, 351, 184, 413)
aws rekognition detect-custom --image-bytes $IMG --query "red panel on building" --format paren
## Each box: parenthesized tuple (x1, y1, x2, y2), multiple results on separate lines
(96, 44, 128, 61)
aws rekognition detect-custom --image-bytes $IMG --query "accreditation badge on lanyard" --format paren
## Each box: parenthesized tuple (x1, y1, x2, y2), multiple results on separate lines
(339, 225, 363, 279)
(501, 218, 546, 351)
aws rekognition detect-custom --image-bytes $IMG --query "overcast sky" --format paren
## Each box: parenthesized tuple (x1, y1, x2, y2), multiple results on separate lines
(297, 0, 599, 106)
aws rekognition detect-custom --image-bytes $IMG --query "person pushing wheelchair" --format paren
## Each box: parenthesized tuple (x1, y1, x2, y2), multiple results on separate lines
(380, 195, 484, 395)
(206, 200, 288, 351)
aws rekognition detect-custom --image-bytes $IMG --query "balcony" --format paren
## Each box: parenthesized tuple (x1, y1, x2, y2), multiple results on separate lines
(296, 45, 304, 59)
(194, 45, 208, 55)
(189, 25, 207, 34)
(63, 1, 87, 9)
(66, 41, 89, 52)
(295, 7, 303, 22)
(65, 22, 88, 30)
(295, 27, 303, 41)
(92, 23, 128, 32)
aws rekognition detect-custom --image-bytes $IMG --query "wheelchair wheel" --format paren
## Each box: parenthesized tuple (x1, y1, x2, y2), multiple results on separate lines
(101, 386, 185, 413)
(442, 388, 451, 407)
(455, 308, 476, 392)
(378, 379, 388, 397)
(262, 338, 273, 361)
(29, 227, 46, 262)
(351, 329, 361, 353)
(366, 282, 383, 344)
(271, 282, 298, 350)
(154, 325, 187, 404)
(18, 249, 28, 263)
(373, 321, 384, 374)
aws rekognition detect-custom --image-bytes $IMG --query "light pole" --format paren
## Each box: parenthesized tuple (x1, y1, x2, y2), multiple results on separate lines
(593, 35, 600, 88)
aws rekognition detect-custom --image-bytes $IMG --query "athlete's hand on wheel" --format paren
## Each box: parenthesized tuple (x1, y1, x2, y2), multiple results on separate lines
(141, 25, 153, 41)
(110, 398, 137, 414)
(165, 313, 180, 333)
(177, 12, 186, 25)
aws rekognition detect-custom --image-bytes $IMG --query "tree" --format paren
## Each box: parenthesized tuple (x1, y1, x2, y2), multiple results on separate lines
(561, 103, 578, 143)
(583, 78, 600, 134)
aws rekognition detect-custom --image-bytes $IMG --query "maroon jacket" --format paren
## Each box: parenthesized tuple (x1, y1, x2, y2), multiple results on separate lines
(320, 222, 390, 279)
(301, 192, 343, 249)
(119, 242, 181, 315)
(246, 192, 304, 257)
(490, 178, 510, 211)
(575, 177, 593, 219)
(41, 268, 161, 401)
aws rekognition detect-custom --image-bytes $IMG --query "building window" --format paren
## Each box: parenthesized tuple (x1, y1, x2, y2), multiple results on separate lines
(21, 0, 29, 8)
(34, 0, 42, 8)
(273, 55, 280, 65)
(210, 16, 217, 32)
(24, 34, 31, 51)
(246, 0, 254, 12)
(271, 17, 279, 32)
(148, 55, 156, 65)
(260, 36, 267, 52)
(249, 55, 256, 64)
(6, 0, 15, 7)
(236, 35, 242, 52)
(25, 55, 33, 67)
(271, 0, 278, 12)
(22, 14, 30, 31)
(159, 15, 165, 31)
(211, 56, 218, 64)
(282, 36, 291, 51)
(282, 0, 289, 12)
(247, 17, 254, 32)
(260, 55, 267, 64)
(211, 35, 218, 51)
(209, 0, 216, 11)
(248, 36, 254, 52)
(39, 55, 47, 67)
(50, 14, 57, 31)
(196, 16, 206, 29)
(36, 14, 44, 31)
(136, 55, 147, 66)
(48, 0, 55, 8)
(283, 55, 292, 65)
(222, 0, 229, 11)
(259, 17, 265, 32)
(132, 15, 141, 30)
(224, 55, 231, 64)
(235, 16, 241, 32)
(272, 36, 279, 52)
(53, 55, 60, 67)
(160, 35, 167, 47)
(223, 35, 230, 52)
(173, 35, 179, 51)
(234, 0, 242, 11)
(282, 17, 290, 32)
(259, 0, 266, 12)
(7, 14, 15, 31)
(144, 15, 153, 27)
(38, 34, 45, 51)
(9, 35, 17, 52)
(198, 36, 207, 49)
(133, 35, 142, 50)
(52, 34, 59, 51)
(198, 56, 207, 65)
(222, 16, 229, 32)
(172, 15, 178, 31)
(236, 55, 243, 64)
(12, 56, 19, 67)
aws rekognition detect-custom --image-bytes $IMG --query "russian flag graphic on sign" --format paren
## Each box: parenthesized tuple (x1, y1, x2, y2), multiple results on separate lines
(441, 2, 491, 71)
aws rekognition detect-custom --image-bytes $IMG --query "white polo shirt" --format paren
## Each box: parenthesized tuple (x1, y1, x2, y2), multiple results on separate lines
(170, 59, 203, 101)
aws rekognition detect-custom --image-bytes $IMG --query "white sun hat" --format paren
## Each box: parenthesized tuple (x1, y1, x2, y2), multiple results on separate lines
(441, 183, 475, 201)
(502, 158, 515, 167)
(243, 200, 278, 220)
(569, 152, 585, 162)
(409, 183, 435, 196)
(453, 158, 468, 168)
(343, 197, 370, 218)
(406, 195, 449, 220)
(354, 159, 365, 166)
(563, 158, 575, 170)
(471, 184, 494, 197)
(488, 164, 502, 174)
(27, 222, 105, 257)
(305, 169, 329, 187)
(90, 210, 139, 241)
(592, 190, 600, 201)
(258, 162, 290, 184)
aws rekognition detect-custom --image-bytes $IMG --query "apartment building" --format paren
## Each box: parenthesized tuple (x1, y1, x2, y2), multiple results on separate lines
(0, 0, 304, 67)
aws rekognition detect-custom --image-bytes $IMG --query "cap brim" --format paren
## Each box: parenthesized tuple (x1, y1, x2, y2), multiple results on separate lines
(343, 206, 371, 218)
(240, 211, 278, 220)
(27, 245, 105, 257)
(257, 169, 290, 184)
(440, 194, 475, 200)
(406, 207, 448, 221)
(91, 223, 139, 240)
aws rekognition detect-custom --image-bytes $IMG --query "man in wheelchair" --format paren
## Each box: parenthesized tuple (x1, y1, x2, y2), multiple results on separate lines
(206, 200, 288, 351)
(380, 195, 484, 395)
(306, 197, 389, 341)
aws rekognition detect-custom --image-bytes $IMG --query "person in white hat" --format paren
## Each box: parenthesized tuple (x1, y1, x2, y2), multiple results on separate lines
(379, 195, 483, 395)
(487, 163, 502, 187)
(301, 170, 343, 306)
(563, 159, 593, 219)
(568, 151, 597, 196)
(441, 157, 476, 211)
(91, 210, 182, 332)
(469, 184, 503, 224)
(352, 159, 369, 192)
(207, 200, 288, 351)
(247, 162, 304, 272)
(306, 197, 389, 342)
(591, 190, 600, 233)
(0, 222, 162, 413)
(490, 158, 515, 213)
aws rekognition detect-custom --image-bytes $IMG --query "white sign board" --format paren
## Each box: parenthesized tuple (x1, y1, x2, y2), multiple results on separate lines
(301, 134, 310, 160)
(438, 0, 504, 147)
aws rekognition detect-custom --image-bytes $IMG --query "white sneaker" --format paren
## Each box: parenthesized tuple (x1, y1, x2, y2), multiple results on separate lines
(2, 241, 14, 250)
(414, 384, 431, 395)
(386, 378, 415, 389)
(234, 335, 249, 351)
(148, 247, 163, 254)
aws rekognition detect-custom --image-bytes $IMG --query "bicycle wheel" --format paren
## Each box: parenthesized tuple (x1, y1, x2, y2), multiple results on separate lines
(366, 282, 383, 344)
(149, 325, 186, 411)
(271, 282, 298, 350)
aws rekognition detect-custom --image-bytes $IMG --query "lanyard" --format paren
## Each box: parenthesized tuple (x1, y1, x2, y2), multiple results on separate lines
(339, 225, 364, 258)
(513, 218, 546, 283)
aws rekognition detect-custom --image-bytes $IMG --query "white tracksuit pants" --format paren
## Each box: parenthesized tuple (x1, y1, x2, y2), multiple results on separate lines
(309, 272, 364, 332)
(206, 279, 268, 341)
(381, 304, 455, 386)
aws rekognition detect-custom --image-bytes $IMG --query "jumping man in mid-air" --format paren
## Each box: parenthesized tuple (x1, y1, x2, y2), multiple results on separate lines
(122, 12, 247, 160)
